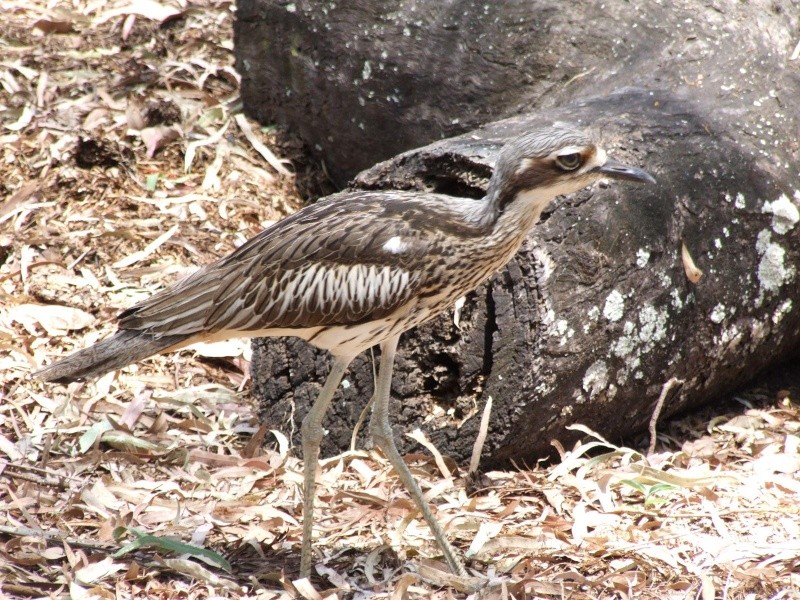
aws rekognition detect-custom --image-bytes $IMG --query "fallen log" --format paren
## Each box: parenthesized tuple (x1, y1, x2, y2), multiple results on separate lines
(251, 88, 800, 467)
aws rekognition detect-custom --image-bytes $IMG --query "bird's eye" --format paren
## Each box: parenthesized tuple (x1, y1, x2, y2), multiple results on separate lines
(555, 153, 582, 171)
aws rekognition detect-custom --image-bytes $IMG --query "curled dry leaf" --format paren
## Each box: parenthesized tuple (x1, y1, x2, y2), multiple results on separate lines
(112, 223, 179, 268)
(140, 125, 181, 158)
(464, 521, 503, 558)
(406, 428, 453, 479)
(6, 104, 35, 131)
(0, 181, 41, 225)
(291, 577, 325, 600)
(122, 13, 136, 40)
(161, 558, 238, 589)
(751, 452, 800, 475)
(234, 113, 291, 176)
(33, 18, 75, 34)
(0, 433, 24, 461)
(682, 241, 703, 283)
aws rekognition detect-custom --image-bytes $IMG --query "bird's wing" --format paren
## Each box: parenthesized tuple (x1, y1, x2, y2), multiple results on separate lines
(117, 193, 443, 336)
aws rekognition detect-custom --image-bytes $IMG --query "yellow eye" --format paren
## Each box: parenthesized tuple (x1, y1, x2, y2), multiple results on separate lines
(555, 153, 582, 171)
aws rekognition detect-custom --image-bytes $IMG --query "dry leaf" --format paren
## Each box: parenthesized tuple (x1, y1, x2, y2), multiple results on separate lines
(75, 557, 126, 585)
(8, 303, 95, 336)
(682, 241, 703, 283)
(112, 223, 179, 268)
(140, 124, 181, 158)
(751, 453, 800, 475)
(33, 18, 75, 34)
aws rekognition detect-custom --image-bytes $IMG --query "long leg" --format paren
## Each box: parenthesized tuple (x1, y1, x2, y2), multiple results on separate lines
(299, 355, 354, 578)
(369, 335, 467, 576)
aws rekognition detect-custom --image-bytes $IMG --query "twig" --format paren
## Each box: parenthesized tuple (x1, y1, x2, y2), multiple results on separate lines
(0, 524, 111, 551)
(234, 113, 292, 176)
(350, 347, 377, 451)
(469, 395, 493, 476)
(407, 429, 452, 479)
(648, 377, 684, 455)
(0, 463, 71, 488)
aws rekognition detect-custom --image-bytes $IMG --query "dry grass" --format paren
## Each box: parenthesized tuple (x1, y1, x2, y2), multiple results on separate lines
(1, 1, 799, 598)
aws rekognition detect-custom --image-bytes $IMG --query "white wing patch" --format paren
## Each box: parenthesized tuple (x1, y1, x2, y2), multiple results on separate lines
(382, 236, 408, 254)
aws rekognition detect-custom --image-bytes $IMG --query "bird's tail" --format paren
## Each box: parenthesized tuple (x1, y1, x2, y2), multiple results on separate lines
(33, 330, 192, 384)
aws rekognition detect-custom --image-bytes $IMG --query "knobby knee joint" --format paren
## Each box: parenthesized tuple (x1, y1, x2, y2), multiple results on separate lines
(301, 414, 324, 446)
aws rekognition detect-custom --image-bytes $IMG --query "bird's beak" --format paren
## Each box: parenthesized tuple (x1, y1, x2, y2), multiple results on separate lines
(594, 160, 656, 184)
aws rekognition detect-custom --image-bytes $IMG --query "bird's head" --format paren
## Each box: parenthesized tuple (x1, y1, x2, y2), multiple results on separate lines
(486, 124, 655, 220)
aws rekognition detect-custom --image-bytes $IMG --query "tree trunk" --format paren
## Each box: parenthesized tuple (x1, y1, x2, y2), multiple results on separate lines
(234, 0, 799, 185)
(251, 88, 800, 467)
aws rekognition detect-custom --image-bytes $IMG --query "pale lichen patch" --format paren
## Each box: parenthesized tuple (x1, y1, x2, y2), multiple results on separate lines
(636, 248, 650, 268)
(611, 304, 670, 385)
(612, 332, 636, 358)
(758, 241, 790, 292)
(670, 289, 684, 310)
(638, 304, 669, 344)
(718, 323, 742, 348)
(755, 229, 771, 254)
(754, 229, 795, 305)
(552, 318, 575, 345)
(762, 193, 800, 235)
(584, 305, 601, 333)
(555, 319, 569, 336)
(603, 290, 625, 322)
(710, 303, 727, 324)
(582, 360, 609, 398)
(772, 299, 793, 325)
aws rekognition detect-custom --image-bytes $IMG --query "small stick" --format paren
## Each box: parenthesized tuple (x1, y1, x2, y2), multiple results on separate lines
(648, 377, 684, 455)
(469, 396, 493, 476)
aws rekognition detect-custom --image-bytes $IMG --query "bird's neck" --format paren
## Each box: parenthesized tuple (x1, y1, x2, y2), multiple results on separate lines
(478, 186, 554, 237)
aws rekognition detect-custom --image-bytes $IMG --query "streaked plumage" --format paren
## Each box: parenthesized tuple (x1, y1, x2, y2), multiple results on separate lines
(35, 125, 655, 577)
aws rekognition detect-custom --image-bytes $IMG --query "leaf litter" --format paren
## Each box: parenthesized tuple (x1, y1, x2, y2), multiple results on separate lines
(1, 1, 799, 598)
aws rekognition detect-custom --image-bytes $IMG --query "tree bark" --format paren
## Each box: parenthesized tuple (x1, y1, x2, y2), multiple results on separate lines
(234, 0, 799, 185)
(251, 88, 800, 467)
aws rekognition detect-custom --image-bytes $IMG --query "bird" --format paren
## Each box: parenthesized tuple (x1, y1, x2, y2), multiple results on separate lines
(34, 124, 655, 578)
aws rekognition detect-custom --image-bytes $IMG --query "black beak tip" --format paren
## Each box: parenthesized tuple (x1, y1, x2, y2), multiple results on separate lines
(596, 160, 656, 185)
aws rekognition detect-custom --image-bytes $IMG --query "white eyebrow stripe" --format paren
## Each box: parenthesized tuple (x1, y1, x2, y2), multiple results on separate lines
(549, 145, 586, 158)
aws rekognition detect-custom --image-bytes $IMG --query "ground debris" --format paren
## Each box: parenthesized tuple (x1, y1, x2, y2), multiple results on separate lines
(2, 1, 799, 598)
